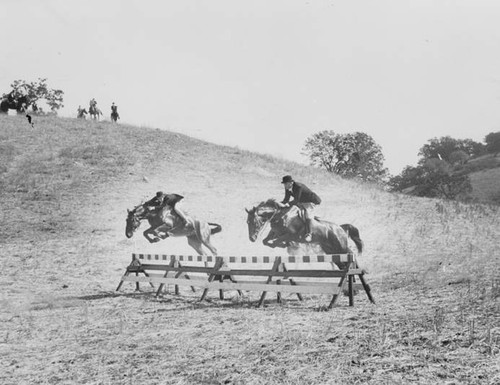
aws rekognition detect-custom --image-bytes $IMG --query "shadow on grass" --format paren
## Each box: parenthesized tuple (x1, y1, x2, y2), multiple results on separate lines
(74, 289, 366, 313)
(75, 290, 152, 301)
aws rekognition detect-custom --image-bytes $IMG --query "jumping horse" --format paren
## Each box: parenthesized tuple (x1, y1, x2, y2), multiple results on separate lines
(125, 204, 222, 256)
(246, 199, 363, 259)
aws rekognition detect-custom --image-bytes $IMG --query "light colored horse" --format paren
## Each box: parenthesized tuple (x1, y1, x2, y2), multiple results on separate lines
(89, 105, 103, 120)
(125, 204, 222, 256)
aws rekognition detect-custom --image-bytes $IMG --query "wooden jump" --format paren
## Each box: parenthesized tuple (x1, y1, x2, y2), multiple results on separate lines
(116, 253, 375, 309)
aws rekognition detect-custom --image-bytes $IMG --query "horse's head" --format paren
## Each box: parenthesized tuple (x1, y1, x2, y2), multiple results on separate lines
(125, 205, 145, 238)
(245, 199, 280, 242)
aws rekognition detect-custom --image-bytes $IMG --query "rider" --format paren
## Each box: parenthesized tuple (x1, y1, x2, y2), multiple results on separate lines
(89, 98, 97, 113)
(77, 105, 87, 118)
(144, 191, 192, 230)
(280, 175, 321, 243)
(111, 102, 120, 120)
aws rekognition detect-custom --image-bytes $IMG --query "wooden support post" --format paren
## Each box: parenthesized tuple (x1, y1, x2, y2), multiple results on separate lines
(355, 261, 375, 304)
(135, 271, 140, 291)
(155, 259, 176, 296)
(116, 258, 153, 292)
(181, 262, 197, 293)
(276, 279, 282, 303)
(282, 264, 303, 302)
(200, 257, 224, 301)
(348, 272, 354, 307)
(328, 272, 347, 309)
(175, 262, 180, 295)
(258, 257, 282, 308)
(358, 273, 375, 304)
(116, 270, 129, 292)
(219, 274, 225, 300)
(156, 257, 179, 297)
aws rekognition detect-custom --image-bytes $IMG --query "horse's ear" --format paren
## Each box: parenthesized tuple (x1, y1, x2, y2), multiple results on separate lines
(245, 208, 250, 213)
(127, 209, 131, 213)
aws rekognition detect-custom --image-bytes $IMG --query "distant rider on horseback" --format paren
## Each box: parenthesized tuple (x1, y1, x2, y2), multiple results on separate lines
(89, 98, 98, 114)
(279, 175, 321, 243)
(111, 102, 120, 122)
(144, 191, 193, 234)
(77, 105, 87, 119)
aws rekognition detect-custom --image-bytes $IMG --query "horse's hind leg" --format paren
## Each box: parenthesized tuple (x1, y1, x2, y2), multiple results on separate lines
(201, 236, 218, 257)
(187, 236, 207, 256)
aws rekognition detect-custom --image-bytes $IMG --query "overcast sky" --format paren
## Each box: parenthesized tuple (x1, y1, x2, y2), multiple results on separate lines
(2, 0, 500, 174)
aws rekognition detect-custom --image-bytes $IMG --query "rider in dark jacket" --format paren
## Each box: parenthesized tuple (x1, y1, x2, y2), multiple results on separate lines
(280, 175, 321, 242)
(144, 191, 191, 227)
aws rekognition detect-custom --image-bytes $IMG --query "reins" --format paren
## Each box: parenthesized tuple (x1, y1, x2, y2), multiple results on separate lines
(255, 207, 280, 239)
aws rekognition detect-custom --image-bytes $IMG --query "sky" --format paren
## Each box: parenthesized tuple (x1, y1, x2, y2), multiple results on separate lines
(2, 0, 500, 175)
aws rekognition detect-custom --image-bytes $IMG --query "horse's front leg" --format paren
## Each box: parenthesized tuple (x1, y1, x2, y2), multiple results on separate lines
(269, 233, 296, 248)
(153, 224, 171, 238)
(263, 233, 278, 248)
(143, 227, 161, 243)
(263, 236, 288, 249)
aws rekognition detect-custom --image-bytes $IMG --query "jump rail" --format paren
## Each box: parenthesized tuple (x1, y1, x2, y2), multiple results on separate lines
(116, 253, 375, 309)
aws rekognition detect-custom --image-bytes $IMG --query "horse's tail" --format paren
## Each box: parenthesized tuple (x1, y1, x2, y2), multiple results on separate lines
(208, 222, 222, 235)
(341, 223, 363, 253)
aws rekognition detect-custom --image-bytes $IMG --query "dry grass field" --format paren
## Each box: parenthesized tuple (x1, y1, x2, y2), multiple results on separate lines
(1, 115, 499, 384)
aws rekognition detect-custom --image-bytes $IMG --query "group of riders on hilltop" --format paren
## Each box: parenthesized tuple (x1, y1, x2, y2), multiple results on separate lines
(145, 174, 320, 242)
(77, 98, 120, 122)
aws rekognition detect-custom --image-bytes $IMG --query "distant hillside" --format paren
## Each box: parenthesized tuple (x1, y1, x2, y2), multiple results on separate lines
(465, 154, 500, 204)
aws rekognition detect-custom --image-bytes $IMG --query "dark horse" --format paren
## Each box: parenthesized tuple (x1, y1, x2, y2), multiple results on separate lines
(111, 110, 119, 122)
(246, 199, 363, 256)
(0, 95, 29, 114)
(125, 204, 222, 256)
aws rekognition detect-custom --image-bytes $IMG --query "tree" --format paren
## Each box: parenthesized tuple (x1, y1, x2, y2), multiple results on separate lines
(448, 150, 469, 166)
(418, 136, 484, 164)
(3, 78, 64, 114)
(302, 130, 388, 182)
(484, 131, 500, 157)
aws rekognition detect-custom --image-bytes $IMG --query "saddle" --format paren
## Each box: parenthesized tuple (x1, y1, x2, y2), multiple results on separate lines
(284, 205, 320, 222)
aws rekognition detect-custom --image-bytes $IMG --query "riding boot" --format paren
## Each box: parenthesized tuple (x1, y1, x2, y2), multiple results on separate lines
(304, 218, 313, 242)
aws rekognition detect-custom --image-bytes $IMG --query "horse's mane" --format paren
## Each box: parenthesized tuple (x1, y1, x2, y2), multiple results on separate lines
(257, 198, 282, 210)
(129, 203, 147, 217)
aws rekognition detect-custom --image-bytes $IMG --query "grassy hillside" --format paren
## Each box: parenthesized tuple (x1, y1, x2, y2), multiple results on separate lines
(461, 154, 500, 204)
(1, 114, 499, 384)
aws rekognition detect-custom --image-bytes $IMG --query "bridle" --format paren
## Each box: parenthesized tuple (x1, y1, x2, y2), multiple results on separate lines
(127, 206, 146, 231)
(252, 206, 280, 239)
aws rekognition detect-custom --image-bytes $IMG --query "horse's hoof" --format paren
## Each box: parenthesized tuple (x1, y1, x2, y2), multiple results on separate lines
(152, 238, 160, 243)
